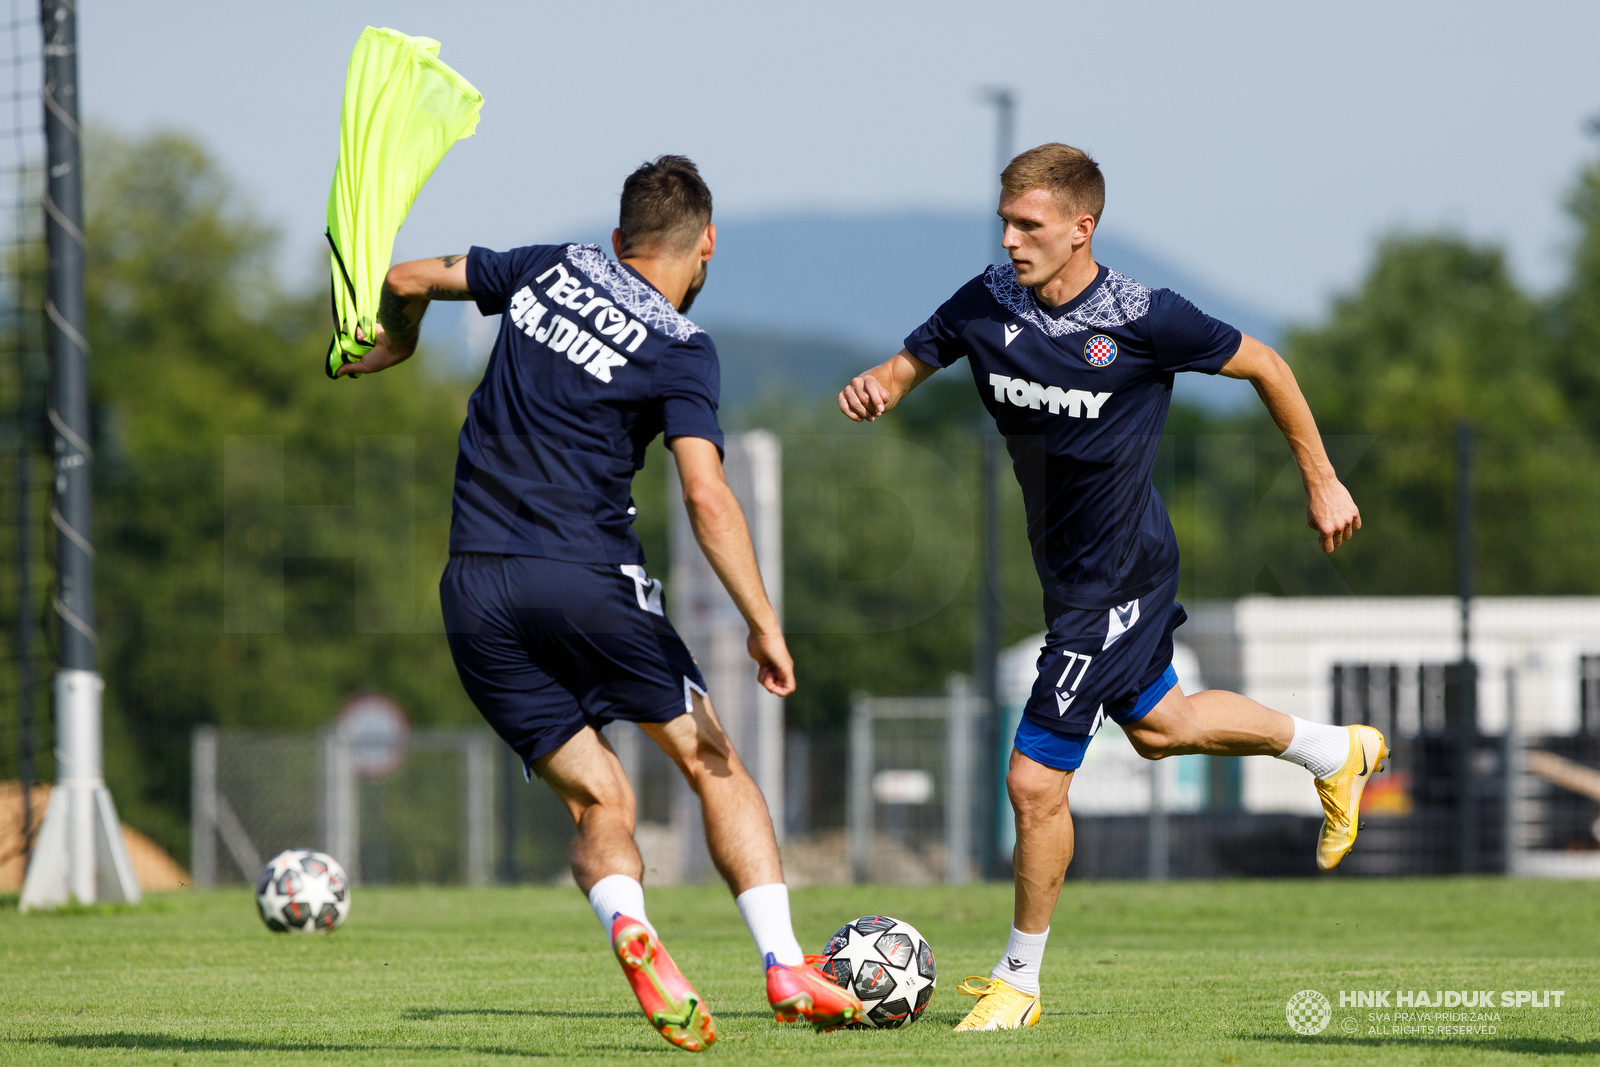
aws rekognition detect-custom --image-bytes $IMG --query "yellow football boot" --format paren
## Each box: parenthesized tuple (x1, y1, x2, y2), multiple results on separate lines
(1315, 724, 1389, 871)
(953, 976, 1041, 1032)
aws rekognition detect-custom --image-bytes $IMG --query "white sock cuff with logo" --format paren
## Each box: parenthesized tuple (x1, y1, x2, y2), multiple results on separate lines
(588, 874, 655, 940)
(1279, 717, 1352, 781)
(735, 883, 806, 967)
(990, 925, 1049, 997)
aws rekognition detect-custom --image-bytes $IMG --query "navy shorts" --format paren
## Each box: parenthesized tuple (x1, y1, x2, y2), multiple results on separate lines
(439, 554, 706, 768)
(1015, 569, 1186, 771)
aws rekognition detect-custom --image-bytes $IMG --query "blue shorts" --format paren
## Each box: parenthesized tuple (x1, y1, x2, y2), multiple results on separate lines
(439, 554, 706, 768)
(1015, 666, 1177, 771)
(1014, 569, 1186, 771)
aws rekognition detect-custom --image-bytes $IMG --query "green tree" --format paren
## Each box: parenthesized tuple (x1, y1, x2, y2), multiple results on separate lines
(1553, 156, 1600, 438)
(82, 130, 475, 856)
(1183, 235, 1600, 598)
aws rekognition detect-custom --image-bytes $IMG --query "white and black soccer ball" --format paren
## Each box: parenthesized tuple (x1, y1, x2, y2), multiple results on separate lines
(255, 849, 350, 933)
(817, 915, 936, 1028)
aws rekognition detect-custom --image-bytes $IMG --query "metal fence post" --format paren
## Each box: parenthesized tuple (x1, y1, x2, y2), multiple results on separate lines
(498, 745, 518, 883)
(945, 675, 973, 884)
(610, 722, 640, 790)
(1502, 665, 1520, 875)
(1147, 755, 1169, 881)
(463, 733, 492, 885)
(848, 695, 872, 884)
(191, 726, 218, 887)
(320, 727, 357, 881)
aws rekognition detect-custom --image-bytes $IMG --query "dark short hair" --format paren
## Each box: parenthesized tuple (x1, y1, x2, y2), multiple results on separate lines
(617, 155, 713, 255)
(1001, 143, 1105, 222)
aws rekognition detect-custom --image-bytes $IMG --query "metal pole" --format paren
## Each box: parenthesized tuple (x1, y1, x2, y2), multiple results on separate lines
(1456, 422, 1473, 666)
(1146, 758, 1169, 881)
(1501, 666, 1518, 876)
(190, 726, 217, 887)
(17, 369, 36, 860)
(44, 0, 93, 905)
(43, 0, 92, 673)
(22, 0, 136, 908)
(848, 696, 872, 884)
(944, 675, 973, 884)
(1455, 421, 1477, 874)
(499, 744, 518, 884)
(976, 86, 1014, 878)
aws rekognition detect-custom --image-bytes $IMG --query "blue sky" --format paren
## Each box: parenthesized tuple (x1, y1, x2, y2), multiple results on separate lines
(82, 0, 1600, 323)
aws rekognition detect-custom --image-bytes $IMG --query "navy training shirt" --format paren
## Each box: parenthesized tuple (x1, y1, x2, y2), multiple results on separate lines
(451, 243, 724, 562)
(905, 262, 1241, 613)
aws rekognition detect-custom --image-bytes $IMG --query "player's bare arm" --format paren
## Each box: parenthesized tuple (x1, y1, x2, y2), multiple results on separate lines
(1220, 334, 1361, 553)
(669, 434, 796, 697)
(837, 349, 937, 422)
(333, 254, 471, 378)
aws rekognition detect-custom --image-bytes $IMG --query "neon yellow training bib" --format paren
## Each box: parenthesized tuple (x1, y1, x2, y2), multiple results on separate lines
(325, 27, 483, 378)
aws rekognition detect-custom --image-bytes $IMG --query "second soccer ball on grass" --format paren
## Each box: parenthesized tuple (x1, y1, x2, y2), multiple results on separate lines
(255, 849, 350, 933)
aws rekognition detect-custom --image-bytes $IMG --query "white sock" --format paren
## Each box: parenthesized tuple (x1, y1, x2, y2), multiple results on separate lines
(990, 925, 1048, 996)
(1278, 717, 1352, 780)
(734, 883, 805, 967)
(588, 874, 655, 939)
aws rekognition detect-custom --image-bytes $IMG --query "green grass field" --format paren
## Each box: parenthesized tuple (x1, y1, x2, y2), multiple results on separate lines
(1, 878, 1596, 1065)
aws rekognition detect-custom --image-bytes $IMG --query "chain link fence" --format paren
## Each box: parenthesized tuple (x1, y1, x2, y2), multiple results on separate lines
(191, 726, 574, 886)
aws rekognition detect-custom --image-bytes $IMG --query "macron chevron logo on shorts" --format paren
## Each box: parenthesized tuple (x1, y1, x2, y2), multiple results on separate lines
(1103, 599, 1140, 649)
(620, 565, 665, 616)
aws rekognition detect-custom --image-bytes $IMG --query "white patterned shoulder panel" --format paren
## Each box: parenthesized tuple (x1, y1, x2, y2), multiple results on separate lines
(565, 244, 704, 342)
(983, 263, 1151, 338)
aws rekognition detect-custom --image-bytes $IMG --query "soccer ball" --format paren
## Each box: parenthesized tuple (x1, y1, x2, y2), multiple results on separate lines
(817, 915, 936, 1028)
(255, 849, 350, 933)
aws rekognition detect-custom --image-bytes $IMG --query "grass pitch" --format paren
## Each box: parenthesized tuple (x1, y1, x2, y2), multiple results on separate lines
(1, 878, 1596, 1065)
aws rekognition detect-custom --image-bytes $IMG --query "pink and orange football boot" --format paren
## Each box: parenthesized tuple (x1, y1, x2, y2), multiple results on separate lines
(766, 953, 865, 1031)
(610, 915, 717, 1052)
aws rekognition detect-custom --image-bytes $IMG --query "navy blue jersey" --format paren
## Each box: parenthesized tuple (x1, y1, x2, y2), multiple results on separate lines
(452, 243, 723, 562)
(905, 263, 1240, 611)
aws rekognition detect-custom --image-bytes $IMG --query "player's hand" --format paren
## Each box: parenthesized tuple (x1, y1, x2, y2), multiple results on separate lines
(838, 374, 890, 422)
(747, 630, 795, 697)
(1307, 477, 1360, 553)
(333, 325, 413, 377)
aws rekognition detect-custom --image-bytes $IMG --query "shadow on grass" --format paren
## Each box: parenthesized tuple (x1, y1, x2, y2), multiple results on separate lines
(14, 1033, 569, 1058)
(402, 1006, 773, 1022)
(1249, 1033, 1600, 1057)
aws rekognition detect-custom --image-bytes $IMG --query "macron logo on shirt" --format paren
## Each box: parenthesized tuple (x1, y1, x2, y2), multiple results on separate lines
(1003, 323, 1022, 347)
(504, 261, 651, 383)
(989, 374, 1111, 418)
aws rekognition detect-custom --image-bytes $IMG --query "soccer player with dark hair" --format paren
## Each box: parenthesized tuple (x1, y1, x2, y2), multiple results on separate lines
(838, 143, 1384, 1032)
(341, 155, 863, 1049)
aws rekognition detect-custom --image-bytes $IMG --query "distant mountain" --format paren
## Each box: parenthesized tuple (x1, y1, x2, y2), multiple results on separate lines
(691, 211, 1274, 412)
(706, 328, 876, 410)
(423, 210, 1278, 411)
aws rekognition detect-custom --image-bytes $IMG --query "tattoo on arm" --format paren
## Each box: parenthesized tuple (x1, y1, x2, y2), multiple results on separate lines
(427, 254, 472, 299)
(376, 286, 420, 350)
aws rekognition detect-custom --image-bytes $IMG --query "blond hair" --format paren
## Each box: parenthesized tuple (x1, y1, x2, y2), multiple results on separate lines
(1000, 143, 1105, 222)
